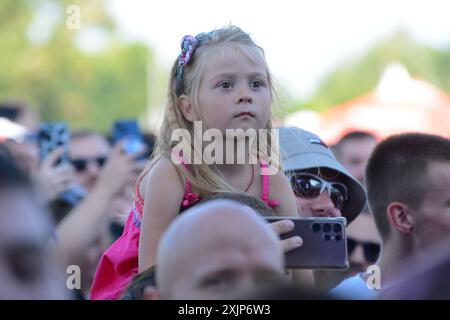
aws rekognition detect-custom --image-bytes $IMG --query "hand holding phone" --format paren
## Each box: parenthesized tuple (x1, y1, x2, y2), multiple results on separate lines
(37, 122, 85, 209)
(266, 217, 349, 270)
(37, 122, 70, 165)
(112, 119, 147, 161)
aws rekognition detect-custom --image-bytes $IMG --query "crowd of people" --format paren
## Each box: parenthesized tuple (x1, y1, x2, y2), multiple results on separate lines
(0, 25, 449, 300)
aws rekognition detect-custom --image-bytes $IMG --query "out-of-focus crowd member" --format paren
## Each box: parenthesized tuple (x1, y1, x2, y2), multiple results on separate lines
(334, 131, 377, 185)
(54, 137, 143, 298)
(332, 133, 450, 299)
(145, 200, 285, 300)
(279, 126, 369, 291)
(121, 266, 157, 300)
(70, 130, 112, 191)
(196, 192, 275, 217)
(345, 212, 380, 278)
(0, 154, 68, 299)
(0, 100, 40, 131)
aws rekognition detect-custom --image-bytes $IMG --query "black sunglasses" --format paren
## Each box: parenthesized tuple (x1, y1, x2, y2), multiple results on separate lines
(290, 172, 349, 210)
(70, 156, 107, 172)
(347, 237, 380, 263)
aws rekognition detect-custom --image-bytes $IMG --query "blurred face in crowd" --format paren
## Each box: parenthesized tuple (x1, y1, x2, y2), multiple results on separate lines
(413, 161, 450, 249)
(338, 138, 376, 184)
(345, 213, 380, 277)
(69, 134, 110, 190)
(156, 202, 284, 299)
(4, 140, 38, 173)
(290, 168, 344, 218)
(0, 187, 66, 299)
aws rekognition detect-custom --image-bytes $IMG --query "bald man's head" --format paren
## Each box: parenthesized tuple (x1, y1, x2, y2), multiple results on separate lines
(156, 200, 284, 300)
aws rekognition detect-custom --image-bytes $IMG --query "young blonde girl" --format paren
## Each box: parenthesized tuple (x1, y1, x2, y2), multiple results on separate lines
(90, 26, 299, 299)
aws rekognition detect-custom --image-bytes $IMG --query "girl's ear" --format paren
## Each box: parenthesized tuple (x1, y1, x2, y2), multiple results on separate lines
(177, 95, 196, 122)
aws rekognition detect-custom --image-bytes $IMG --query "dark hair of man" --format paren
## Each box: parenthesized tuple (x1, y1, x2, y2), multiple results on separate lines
(0, 153, 32, 191)
(196, 192, 275, 217)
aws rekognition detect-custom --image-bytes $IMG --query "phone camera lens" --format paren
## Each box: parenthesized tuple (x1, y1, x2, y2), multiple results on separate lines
(335, 234, 342, 241)
(323, 223, 331, 233)
(312, 223, 321, 233)
(324, 234, 331, 241)
(333, 224, 342, 233)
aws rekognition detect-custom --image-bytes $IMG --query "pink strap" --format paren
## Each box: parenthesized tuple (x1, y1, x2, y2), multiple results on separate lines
(260, 161, 280, 208)
(134, 175, 146, 219)
(135, 175, 145, 204)
(172, 151, 200, 208)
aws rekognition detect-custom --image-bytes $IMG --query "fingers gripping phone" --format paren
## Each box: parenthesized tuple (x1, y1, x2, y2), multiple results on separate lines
(37, 122, 85, 208)
(112, 119, 147, 161)
(266, 217, 349, 270)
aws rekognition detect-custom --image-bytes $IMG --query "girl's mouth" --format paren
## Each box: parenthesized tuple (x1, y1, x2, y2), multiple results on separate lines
(234, 111, 255, 118)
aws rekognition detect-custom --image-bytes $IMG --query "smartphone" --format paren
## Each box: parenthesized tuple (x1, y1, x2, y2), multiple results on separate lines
(37, 122, 85, 209)
(37, 122, 70, 165)
(266, 216, 349, 270)
(112, 119, 147, 160)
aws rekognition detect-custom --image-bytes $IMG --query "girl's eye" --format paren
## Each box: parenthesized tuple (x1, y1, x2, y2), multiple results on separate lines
(250, 80, 264, 88)
(219, 81, 233, 89)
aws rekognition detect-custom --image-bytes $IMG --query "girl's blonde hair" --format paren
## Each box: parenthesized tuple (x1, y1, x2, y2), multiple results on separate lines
(142, 25, 280, 196)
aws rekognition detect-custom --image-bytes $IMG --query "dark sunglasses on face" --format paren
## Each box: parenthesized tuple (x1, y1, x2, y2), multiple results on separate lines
(290, 172, 349, 210)
(347, 237, 380, 263)
(70, 156, 107, 172)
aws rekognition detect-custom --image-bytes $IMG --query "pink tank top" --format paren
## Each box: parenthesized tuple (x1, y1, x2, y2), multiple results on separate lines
(90, 160, 279, 300)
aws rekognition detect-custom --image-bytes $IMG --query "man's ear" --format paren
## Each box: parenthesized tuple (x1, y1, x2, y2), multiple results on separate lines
(142, 285, 160, 300)
(386, 202, 415, 234)
(178, 95, 196, 122)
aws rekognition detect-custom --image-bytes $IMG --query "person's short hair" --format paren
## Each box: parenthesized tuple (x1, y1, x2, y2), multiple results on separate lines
(365, 133, 450, 240)
(0, 143, 15, 162)
(70, 129, 105, 141)
(337, 131, 377, 144)
(121, 265, 157, 300)
(0, 101, 27, 122)
(334, 131, 377, 155)
(0, 153, 31, 191)
(196, 192, 275, 217)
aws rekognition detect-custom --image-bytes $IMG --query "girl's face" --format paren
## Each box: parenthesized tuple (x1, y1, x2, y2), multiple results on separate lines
(196, 45, 271, 133)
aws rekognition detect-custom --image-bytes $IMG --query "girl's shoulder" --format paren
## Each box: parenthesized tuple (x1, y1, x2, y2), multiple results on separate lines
(139, 156, 185, 200)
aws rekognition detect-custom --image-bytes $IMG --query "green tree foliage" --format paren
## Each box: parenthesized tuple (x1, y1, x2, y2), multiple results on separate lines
(297, 31, 450, 113)
(0, 0, 152, 132)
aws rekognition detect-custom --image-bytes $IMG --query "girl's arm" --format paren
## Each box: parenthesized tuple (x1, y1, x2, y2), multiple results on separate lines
(269, 170, 298, 217)
(138, 157, 185, 272)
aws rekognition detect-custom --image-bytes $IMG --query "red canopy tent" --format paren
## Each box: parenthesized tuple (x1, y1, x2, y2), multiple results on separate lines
(316, 63, 450, 144)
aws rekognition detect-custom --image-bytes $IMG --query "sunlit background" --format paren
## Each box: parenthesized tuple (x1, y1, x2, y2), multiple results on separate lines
(2, 0, 450, 142)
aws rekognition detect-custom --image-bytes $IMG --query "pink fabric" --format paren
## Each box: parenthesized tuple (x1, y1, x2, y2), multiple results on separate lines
(90, 161, 279, 300)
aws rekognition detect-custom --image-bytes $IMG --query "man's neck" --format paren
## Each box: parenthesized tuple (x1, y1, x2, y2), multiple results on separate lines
(371, 236, 417, 287)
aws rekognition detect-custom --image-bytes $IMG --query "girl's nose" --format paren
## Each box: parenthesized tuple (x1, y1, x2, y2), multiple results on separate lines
(238, 96, 252, 104)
